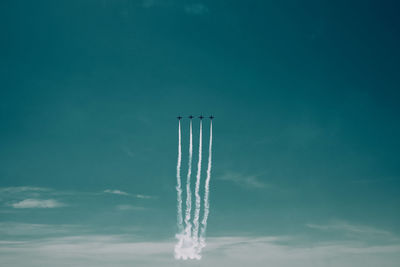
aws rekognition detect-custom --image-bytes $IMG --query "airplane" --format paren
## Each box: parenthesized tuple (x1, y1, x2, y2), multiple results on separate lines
(177, 116, 182, 120)
(199, 115, 204, 119)
(188, 115, 194, 119)
(209, 115, 214, 119)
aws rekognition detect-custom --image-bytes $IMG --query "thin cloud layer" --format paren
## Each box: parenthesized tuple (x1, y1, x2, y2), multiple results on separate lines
(103, 190, 153, 199)
(0, 186, 50, 194)
(306, 221, 393, 236)
(0, 235, 399, 267)
(185, 3, 209, 15)
(218, 172, 268, 189)
(0, 222, 84, 237)
(104, 189, 130, 196)
(9, 199, 65, 209)
(116, 205, 146, 211)
(135, 194, 153, 199)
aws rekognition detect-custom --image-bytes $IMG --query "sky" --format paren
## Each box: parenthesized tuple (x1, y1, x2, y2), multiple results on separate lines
(1, 0, 400, 266)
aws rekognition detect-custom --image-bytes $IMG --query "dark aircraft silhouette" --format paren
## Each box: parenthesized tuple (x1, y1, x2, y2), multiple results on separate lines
(177, 115, 213, 119)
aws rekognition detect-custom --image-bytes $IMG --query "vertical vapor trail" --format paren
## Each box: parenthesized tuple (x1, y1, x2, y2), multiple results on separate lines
(200, 120, 213, 243)
(176, 120, 183, 232)
(184, 120, 193, 236)
(193, 120, 203, 243)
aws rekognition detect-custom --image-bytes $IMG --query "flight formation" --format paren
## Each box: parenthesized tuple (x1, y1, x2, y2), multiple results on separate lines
(174, 114, 214, 260)
(177, 115, 214, 120)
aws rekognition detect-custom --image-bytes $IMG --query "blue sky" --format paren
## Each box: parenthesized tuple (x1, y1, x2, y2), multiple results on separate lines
(1, 0, 400, 266)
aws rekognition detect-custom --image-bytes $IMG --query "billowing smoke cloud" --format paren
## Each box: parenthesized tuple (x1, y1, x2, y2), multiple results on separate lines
(175, 118, 213, 260)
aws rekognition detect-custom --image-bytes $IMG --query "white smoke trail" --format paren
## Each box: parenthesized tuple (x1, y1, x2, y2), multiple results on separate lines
(192, 120, 203, 246)
(200, 120, 213, 247)
(175, 120, 183, 232)
(175, 119, 211, 260)
(184, 120, 193, 236)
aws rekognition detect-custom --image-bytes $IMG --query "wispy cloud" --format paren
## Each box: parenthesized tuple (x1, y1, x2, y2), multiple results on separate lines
(8, 199, 65, 209)
(0, 222, 83, 236)
(218, 172, 268, 189)
(350, 177, 399, 184)
(0, 235, 399, 267)
(104, 189, 130, 196)
(142, 0, 156, 8)
(121, 146, 135, 158)
(184, 3, 209, 15)
(135, 194, 153, 199)
(306, 221, 393, 237)
(103, 190, 154, 199)
(116, 205, 146, 211)
(140, 0, 209, 16)
(0, 186, 50, 194)
(141, 0, 174, 9)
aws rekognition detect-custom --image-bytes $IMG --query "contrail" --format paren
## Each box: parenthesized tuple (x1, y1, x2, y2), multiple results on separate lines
(175, 120, 183, 232)
(184, 119, 193, 236)
(192, 120, 203, 244)
(200, 120, 213, 245)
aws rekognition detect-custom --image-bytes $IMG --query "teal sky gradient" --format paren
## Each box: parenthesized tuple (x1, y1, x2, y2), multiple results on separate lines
(1, 0, 400, 266)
